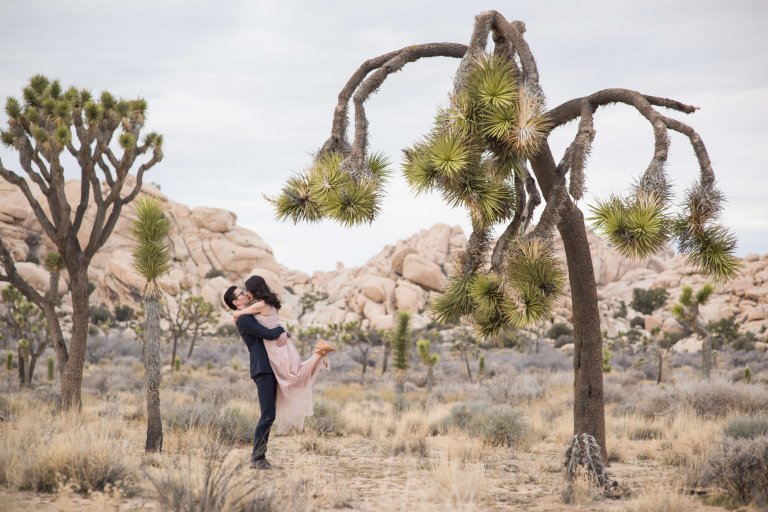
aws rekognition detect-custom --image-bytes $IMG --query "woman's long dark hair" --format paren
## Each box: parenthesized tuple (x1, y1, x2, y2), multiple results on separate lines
(244, 275, 281, 310)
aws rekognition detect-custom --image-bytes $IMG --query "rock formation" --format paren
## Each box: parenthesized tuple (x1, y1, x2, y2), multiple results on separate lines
(1, 178, 766, 346)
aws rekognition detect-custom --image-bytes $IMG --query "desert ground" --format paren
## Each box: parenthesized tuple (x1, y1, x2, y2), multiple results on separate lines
(1, 329, 767, 512)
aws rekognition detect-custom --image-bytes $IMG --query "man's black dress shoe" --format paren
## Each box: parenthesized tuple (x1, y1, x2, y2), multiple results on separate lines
(250, 458, 273, 470)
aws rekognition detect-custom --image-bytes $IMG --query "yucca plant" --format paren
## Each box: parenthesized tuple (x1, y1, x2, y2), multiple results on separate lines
(0, 75, 163, 411)
(268, 10, 740, 462)
(671, 284, 714, 379)
(391, 312, 411, 393)
(131, 196, 171, 452)
(416, 338, 439, 389)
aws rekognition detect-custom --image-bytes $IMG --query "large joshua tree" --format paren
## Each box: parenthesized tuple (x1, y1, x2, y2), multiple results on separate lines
(270, 12, 740, 458)
(131, 196, 170, 453)
(0, 75, 163, 410)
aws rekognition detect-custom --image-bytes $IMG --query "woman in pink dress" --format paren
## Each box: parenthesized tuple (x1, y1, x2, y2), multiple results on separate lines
(232, 275, 335, 434)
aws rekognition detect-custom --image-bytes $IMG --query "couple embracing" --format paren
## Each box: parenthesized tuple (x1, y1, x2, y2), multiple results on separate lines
(223, 275, 336, 469)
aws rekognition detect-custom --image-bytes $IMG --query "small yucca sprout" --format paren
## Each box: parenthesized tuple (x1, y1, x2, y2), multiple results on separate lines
(403, 144, 440, 194)
(506, 84, 551, 159)
(43, 251, 65, 272)
(679, 285, 693, 307)
(671, 302, 685, 320)
(269, 174, 323, 224)
(450, 91, 483, 136)
(100, 91, 115, 109)
(470, 54, 517, 109)
(366, 151, 391, 183)
(54, 124, 71, 146)
(30, 125, 47, 143)
(429, 272, 475, 324)
(680, 223, 742, 282)
(505, 237, 565, 302)
(0, 130, 14, 147)
(480, 103, 518, 141)
(5, 97, 21, 119)
(144, 132, 163, 148)
(502, 283, 549, 327)
(696, 283, 714, 304)
(308, 152, 349, 201)
(322, 178, 381, 227)
(589, 192, 668, 259)
(119, 132, 136, 149)
(469, 274, 504, 319)
(130, 197, 171, 288)
(428, 130, 471, 178)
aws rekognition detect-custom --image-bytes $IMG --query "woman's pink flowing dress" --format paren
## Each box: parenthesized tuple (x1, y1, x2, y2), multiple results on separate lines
(255, 306, 324, 434)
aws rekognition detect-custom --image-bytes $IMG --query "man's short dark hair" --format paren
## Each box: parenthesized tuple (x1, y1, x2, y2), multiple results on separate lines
(223, 285, 238, 311)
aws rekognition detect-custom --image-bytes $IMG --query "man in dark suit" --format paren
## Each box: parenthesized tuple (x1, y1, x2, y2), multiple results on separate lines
(223, 284, 288, 469)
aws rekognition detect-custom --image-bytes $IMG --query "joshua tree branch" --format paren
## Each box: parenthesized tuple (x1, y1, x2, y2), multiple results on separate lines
(321, 43, 468, 157)
(0, 157, 57, 240)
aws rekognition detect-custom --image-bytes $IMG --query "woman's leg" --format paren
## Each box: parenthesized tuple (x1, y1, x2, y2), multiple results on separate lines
(305, 353, 324, 377)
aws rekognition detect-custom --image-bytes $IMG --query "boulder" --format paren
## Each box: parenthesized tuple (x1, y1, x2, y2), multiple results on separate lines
(661, 317, 685, 336)
(14, 262, 69, 294)
(395, 281, 426, 313)
(671, 336, 702, 354)
(359, 275, 395, 304)
(402, 254, 445, 291)
(191, 207, 236, 233)
(390, 248, 417, 275)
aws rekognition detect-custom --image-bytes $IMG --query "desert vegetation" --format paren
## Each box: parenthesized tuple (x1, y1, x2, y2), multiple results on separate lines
(1, 316, 767, 511)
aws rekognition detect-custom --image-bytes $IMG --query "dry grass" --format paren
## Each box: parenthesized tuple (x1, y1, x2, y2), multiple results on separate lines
(3, 343, 766, 511)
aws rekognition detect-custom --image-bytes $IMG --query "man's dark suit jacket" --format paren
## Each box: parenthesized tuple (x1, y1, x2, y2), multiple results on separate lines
(236, 315, 286, 378)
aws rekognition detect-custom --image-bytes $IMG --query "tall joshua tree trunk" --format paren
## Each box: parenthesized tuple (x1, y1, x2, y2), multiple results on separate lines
(144, 289, 163, 452)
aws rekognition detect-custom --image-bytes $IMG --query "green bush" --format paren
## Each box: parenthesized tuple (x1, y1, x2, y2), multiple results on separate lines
(205, 268, 225, 279)
(547, 322, 572, 340)
(629, 316, 645, 329)
(114, 305, 134, 322)
(724, 415, 768, 440)
(89, 304, 113, 325)
(631, 287, 669, 315)
(443, 401, 528, 447)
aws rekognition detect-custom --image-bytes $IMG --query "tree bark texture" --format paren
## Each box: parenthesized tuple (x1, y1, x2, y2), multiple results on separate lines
(144, 295, 163, 452)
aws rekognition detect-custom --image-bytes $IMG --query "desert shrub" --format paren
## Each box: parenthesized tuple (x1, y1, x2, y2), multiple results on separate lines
(614, 300, 628, 319)
(636, 380, 768, 419)
(702, 436, 768, 505)
(216, 324, 239, 337)
(146, 440, 291, 512)
(89, 304, 113, 325)
(166, 403, 254, 444)
(205, 268, 225, 279)
(630, 316, 645, 328)
(305, 399, 345, 436)
(547, 322, 572, 340)
(86, 334, 144, 363)
(113, 305, 134, 322)
(631, 287, 669, 315)
(84, 364, 143, 393)
(443, 401, 528, 447)
(486, 374, 547, 405)
(0, 410, 135, 493)
(708, 317, 740, 349)
(724, 415, 768, 440)
(513, 346, 571, 371)
(554, 334, 573, 349)
(629, 425, 663, 440)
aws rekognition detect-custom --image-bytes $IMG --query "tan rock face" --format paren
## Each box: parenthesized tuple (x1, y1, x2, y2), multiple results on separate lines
(2, 177, 767, 341)
(402, 254, 445, 292)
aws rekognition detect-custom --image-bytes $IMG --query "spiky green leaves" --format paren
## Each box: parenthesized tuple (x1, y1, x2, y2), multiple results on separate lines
(429, 130, 471, 177)
(269, 152, 389, 226)
(589, 192, 669, 260)
(3, 75, 159, 157)
(430, 238, 565, 338)
(131, 197, 171, 294)
(591, 180, 740, 283)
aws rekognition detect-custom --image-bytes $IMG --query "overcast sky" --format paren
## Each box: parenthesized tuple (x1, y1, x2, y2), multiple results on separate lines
(1, 1, 766, 273)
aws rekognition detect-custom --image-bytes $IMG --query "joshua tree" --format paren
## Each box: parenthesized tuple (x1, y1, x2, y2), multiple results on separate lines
(0, 286, 48, 386)
(160, 287, 217, 366)
(451, 327, 481, 383)
(131, 196, 170, 452)
(0, 75, 163, 410)
(269, 11, 740, 459)
(391, 312, 411, 392)
(416, 338, 439, 389)
(672, 284, 715, 379)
